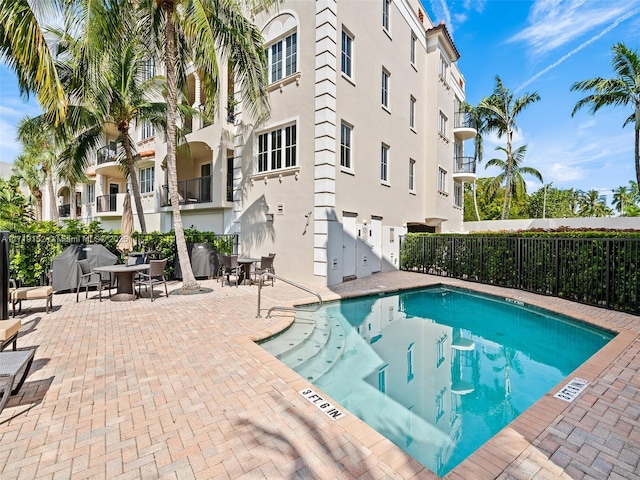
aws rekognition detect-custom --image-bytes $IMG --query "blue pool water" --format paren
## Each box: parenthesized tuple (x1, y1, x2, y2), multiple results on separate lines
(264, 286, 614, 477)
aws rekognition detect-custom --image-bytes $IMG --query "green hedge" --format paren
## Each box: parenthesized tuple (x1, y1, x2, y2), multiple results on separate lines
(8, 223, 237, 286)
(400, 232, 640, 315)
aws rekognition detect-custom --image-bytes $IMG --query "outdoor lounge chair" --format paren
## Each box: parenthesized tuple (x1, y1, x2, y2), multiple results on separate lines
(135, 259, 169, 301)
(0, 348, 35, 415)
(76, 259, 111, 302)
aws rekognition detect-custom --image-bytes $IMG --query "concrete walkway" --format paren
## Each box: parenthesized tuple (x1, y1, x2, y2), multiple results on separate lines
(0, 271, 638, 479)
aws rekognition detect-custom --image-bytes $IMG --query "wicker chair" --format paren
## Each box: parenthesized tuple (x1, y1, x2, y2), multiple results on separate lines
(221, 255, 241, 287)
(76, 259, 111, 302)
(135, 259, 169, 301)
(254, 255, 276, 286)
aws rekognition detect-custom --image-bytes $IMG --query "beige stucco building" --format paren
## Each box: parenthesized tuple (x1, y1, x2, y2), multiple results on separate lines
(49, 0, 477, 287)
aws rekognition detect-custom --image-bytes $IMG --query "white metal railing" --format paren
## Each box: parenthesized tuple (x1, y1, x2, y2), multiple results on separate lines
(256, 273, 322, 318)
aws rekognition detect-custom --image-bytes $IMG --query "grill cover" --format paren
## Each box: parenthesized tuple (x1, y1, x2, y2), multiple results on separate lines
(51, 244, 118, 292)
(173, 243, 218, 279)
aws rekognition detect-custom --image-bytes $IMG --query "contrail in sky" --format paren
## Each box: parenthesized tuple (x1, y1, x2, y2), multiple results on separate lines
(515, 7, 640, 93)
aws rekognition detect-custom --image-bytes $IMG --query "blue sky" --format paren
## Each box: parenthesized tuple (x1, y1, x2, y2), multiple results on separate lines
(1, 0, 640, 204)
(421, 0, 640, 204)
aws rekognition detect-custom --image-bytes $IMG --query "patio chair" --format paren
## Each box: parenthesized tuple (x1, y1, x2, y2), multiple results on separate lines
(254, 255, 276, 286)
(135, 259, 169, 301)
(221, 255, 241, 288)
(215, 253, 226, 283)
(76, 259, 111, 302)
(0, 348, 36, 415)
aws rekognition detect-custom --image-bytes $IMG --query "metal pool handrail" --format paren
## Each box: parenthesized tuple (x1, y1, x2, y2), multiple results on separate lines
(256, 273, 322, 318)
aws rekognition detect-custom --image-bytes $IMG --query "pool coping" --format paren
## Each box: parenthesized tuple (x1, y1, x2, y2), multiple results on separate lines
(239, 277, 640, 479)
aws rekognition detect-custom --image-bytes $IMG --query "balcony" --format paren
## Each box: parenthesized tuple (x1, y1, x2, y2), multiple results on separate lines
(58, 204, 81, 218)
(95, 144, 123, 177)
(160, 175, 212, 207)
(453, 112, 477, 141)
(453, 156, 477, 182)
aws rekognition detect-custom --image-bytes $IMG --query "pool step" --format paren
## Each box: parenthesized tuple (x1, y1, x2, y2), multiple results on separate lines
(277, 311, 333, 369)
(259, 315, 317, 358)
(294, 314, 346, 382)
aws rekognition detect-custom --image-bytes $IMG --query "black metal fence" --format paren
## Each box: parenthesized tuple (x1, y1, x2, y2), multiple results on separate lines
(9, 231, 239, 286)
(400, 235, 640, 315)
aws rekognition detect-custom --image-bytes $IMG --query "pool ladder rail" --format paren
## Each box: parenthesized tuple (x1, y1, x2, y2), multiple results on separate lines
(255, 272, 322, 318)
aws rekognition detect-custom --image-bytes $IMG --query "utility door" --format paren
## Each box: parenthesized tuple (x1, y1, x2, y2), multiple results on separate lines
(342, 213, 357, 279)
(370, 217, 382, 273)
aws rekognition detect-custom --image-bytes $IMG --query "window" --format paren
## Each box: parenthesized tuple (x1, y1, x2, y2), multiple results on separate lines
(381, 69, 389, 108)
(140, 166, 155, 194)
(257, 124, 297, 173)
(436, 332, 447, 367)
(409, 96, 416, 129)
(410, 33, 416, 65)
(439, 54, 448, 80)
(340, 123, 352, 169)
(381, 144, 389, 182)
(141, 121, 154, 140)
(454, 182, 463, 207)
(267, 32, 297, 83)
(409, 159, 415, 192)
(341, 30, 353, 78)
(142, 57, 155, 81)
(438, 167, 447, 192)
(87, 183, 95, 203)
(438, 111, 448, 137)
(382, 0, 390, 31)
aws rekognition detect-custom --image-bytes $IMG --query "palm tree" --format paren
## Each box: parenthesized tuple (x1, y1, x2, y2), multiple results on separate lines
(462, 102, 488, 221)
(485, 144, 543, 219)
(0, 0, 67, 124)
(478, 76, 541, 219)
(577, 189, 613, 217)
(13, 152, 46, 221)
(612, 185, 632, 215)
(16, 116, 62, 223)
(571, 43, 640, 187)
(138, 0, 273, 290)
(54, 11, 167, 234)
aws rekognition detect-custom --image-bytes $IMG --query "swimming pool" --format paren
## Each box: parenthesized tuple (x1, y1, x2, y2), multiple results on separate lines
(259, 286, 614, 477)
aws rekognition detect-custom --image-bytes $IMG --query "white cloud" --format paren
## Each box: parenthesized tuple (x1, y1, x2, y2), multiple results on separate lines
(511, 0, 640, 56)
(428, 0, 452, 31)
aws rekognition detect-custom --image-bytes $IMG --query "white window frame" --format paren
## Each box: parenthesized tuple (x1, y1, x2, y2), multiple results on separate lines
(438, 167, 447, 193)
(409, 96, 416, 129)
(139, 166, 155, 194)
(410, 33, 416, 65)
(409, 159, 416, 192)
(454, 182, 463, 207)
(341, 29, 353, 78)
(257, 123, 297, 173)
(141, 121, 154, 141)
(142, 57, 155, 81)
(438, 110, 448, 138)
(381, 144, 389, 183)
(266, 32, 298, 84)
(381, 69, 390, 108)
(439, 54, 448, 80)
(340, 122, 353, 170)
(87, 183, 95, 203)
(382, 0, 390, 31)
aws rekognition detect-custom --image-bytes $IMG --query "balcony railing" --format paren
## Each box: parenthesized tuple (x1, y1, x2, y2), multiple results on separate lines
(97, 144, 119, 165)
(58, 204, 82, 218)
(454, 156, 476, 175)
(96, 194, 118, 213)
(453, 112, 476, 130)
(160, 175, 212, 207)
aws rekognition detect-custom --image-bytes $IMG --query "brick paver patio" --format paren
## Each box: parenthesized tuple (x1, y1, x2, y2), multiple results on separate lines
(0, 271, 638, 479)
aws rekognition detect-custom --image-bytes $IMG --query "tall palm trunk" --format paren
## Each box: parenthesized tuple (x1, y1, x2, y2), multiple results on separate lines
(501, 132, 513, 220)
(121, 125, 148, 233)
(635, 104, 640, 187)
(163, 1, 199, 290)
(473, 180, 481, 221)
(44, 165, 59, 223)
(33, 189, 43, 221)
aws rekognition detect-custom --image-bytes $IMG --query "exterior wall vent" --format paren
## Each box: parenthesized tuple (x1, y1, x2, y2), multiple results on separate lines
(277, 204, 285, 215)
